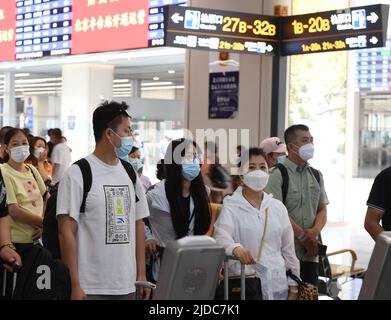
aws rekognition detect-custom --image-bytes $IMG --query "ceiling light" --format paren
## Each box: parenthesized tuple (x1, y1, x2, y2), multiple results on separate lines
(142, 81, 173, 87)
(113, 79, 130, 83)
(15, 73, 31, 77)
(15, 77, 62, 84)
(168, 70, 176, 74)
(113, 84, 132, 88)
(16, 87, 62, 92)
(153, 77, 160, 81)
(15, 83, 62, 88)
(141, 85, 184, 91)
(19, 91, 60, 95)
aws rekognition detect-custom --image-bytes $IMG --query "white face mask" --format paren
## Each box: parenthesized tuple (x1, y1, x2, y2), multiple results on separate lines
(298, 143, 314, 161)
(243, 170, 269, 192)
(10, 145, 30, 163)
(34, 147, 45, 159)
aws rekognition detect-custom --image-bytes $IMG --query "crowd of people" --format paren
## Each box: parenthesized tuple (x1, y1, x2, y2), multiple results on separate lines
(0, 100, 389, 300)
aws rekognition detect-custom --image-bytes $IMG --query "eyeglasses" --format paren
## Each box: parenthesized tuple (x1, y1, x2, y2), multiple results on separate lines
(105, 107, 131, 128)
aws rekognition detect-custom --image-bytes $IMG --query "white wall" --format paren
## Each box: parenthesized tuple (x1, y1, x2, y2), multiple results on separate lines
(61, 64, 114, 161)
(120, 97, 184, 121)
(186, 0, 277, 149)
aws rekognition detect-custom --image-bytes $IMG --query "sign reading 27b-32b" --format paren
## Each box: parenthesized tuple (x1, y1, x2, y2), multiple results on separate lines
(164, 5, 280, 55)
(281, 4, 389, 56)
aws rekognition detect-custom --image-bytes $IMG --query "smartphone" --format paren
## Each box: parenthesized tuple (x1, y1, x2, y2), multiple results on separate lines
(318, 243, 327, 256)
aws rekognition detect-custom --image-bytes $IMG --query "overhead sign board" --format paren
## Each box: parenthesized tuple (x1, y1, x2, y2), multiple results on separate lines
(280, 4, 389, 56)
(164, 5, 280, 55)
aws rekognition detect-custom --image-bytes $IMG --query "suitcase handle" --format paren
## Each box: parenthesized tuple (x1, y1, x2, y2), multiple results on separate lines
(223, 255, 245, 300)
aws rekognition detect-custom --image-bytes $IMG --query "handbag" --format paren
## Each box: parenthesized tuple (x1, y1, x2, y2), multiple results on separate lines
(286, 270, 319, 300)
(214, 277, 262, 300)
(215, 209, 269, 300)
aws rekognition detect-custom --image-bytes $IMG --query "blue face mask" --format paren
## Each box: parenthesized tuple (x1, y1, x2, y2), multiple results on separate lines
(111, 130, 134, 159)
(182, 159, 200, 181)
(129, 158, 143, 173)
(276, 155, 286, 164)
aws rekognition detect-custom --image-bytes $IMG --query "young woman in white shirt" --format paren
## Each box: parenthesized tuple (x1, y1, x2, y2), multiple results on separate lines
(213, 147, 300, 300)
(147, 138, 211, 256)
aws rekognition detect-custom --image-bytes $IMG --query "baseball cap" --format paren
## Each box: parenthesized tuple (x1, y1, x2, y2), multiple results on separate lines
(259, 137, 287, 154)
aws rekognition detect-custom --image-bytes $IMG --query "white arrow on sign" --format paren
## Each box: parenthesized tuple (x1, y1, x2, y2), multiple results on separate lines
(171, 13, 184, 24)
(370, 36, 379, 44)
(367, 12, 379, 23)
(266, 45, 273, 52)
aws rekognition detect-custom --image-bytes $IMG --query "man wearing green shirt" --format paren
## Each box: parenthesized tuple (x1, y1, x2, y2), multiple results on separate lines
(265, 124, 328, 286)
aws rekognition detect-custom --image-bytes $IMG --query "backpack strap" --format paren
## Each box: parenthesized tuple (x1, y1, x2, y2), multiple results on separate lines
(74, 159, 92, 213)
(309, 167, 321, 184)
(25, 164, 48, 199)
(119, 158, 139, 203)
(275, 163, 289, 205)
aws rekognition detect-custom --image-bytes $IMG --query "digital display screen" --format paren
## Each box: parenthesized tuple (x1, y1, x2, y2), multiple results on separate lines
(281, 4, 389, 56)
(0, 0, 174, 61)
(164, 6, 280, 55)
(148, 0, 186, 47)
(355, 39, 391, 92)
(15, 0, 72, 59)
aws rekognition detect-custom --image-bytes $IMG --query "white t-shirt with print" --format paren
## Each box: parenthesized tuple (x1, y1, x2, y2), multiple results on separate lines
(56, 154, 149, 295)
(51, 142, 71, 183)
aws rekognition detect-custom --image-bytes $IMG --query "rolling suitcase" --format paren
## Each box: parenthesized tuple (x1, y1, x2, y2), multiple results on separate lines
(215, 255, 262, 300)
(153, 235, 225, 300)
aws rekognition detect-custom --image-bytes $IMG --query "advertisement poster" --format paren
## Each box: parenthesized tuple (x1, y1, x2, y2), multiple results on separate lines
(208, 52, 240, 119)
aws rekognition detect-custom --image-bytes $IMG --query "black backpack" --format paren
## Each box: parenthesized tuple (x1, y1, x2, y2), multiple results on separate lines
(11, 244, 71, 300)
(42, 158, 138, 259)
(275, 163, 320, 205)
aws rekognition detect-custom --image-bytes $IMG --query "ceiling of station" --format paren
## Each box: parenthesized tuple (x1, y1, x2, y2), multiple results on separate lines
(0, 48, 186, 97)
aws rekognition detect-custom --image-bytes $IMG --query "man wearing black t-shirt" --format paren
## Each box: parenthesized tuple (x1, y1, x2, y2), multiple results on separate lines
(365, 167, 391, 241)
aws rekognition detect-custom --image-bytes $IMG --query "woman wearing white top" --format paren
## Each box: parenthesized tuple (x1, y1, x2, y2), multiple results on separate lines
(147, 138, 211, 253)
(213, 148, 300, 300)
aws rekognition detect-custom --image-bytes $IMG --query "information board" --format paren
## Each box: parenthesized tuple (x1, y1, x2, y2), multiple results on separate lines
(164, 5, 280, 55)
(281, 4, 389, 56)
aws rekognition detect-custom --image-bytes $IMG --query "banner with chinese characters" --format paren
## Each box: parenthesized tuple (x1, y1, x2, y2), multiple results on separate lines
(209, 52, 240, 119)
(0, 1, 15, 61)
(71, 0, 149, 54)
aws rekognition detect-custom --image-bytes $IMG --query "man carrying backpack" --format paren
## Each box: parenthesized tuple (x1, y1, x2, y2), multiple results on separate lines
(57, 101, 150, 300)
(265, 124, 328, 287)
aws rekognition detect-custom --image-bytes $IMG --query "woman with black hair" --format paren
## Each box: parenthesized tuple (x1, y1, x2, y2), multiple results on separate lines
(214, 148, 300, 300)
(25, 136, 52, 185)
(1, 128, 48, 246)
(146, 138, 211, 256)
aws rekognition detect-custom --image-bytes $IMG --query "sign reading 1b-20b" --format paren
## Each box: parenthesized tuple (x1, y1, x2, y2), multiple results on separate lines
(281, 4, 389, 56)
(164, 6, 280, 55)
